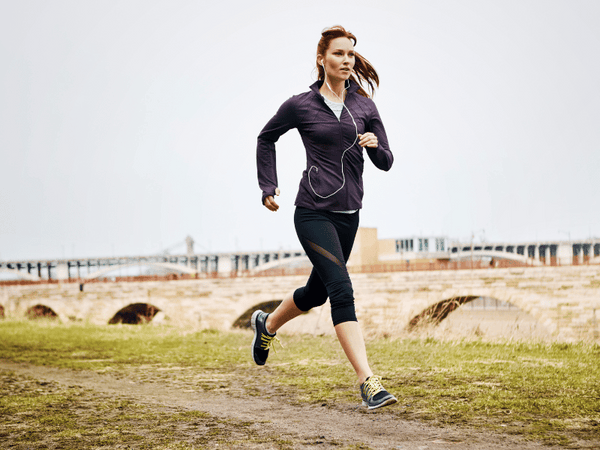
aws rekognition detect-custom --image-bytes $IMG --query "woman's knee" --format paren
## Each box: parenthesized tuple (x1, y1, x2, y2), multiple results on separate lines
(325, 278, 354, 303)
(293, 286, 327, 312)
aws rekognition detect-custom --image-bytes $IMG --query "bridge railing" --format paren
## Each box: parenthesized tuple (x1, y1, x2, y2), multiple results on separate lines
(3, 257, 598, 286)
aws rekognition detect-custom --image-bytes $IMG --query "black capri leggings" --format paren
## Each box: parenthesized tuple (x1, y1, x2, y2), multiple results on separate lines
(292, 207, 359, 326)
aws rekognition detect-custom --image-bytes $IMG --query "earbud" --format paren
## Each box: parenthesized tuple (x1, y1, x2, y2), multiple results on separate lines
(309, 63, 359, 199)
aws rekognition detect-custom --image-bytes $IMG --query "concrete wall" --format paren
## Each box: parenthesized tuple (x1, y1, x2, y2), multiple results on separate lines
(378, 238, 396, 258)
(1, 265, 599, 342)
(348, 227, 379, 267)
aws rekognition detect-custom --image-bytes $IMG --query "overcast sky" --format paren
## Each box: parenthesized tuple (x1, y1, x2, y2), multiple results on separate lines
(1, 0, 599, 261)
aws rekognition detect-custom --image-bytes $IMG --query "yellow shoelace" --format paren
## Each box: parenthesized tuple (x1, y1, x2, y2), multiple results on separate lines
(363, 376, 384, 399)
(260, 333, 283, 353)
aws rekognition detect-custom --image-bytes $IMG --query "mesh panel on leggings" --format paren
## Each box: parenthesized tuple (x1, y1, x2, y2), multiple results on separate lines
(305, 238, 344, 268)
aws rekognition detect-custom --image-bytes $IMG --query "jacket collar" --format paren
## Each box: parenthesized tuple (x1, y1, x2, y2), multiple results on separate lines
(310, 79, 360, 97)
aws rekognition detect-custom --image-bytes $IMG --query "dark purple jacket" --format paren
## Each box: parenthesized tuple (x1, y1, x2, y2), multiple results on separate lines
(257, 80, 393, 211)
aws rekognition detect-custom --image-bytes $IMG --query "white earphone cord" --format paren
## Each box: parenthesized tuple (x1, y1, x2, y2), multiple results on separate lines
(308, 68, 359, 199)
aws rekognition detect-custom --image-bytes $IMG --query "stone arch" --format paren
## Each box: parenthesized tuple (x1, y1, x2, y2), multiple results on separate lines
(109, 303, 161, 325)
(26, 304, 59, 320)
(407, 296, 479, 330)
(406, 294, 552, 339)
(233, 300, 283, 329)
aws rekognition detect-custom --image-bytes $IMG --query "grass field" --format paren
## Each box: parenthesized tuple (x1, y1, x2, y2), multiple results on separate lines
(1, 319, 599, 448)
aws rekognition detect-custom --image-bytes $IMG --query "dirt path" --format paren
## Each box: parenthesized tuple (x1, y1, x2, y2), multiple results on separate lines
(1, 360, 551, 450)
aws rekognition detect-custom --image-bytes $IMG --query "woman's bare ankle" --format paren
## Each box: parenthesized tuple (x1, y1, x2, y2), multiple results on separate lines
(358, 371, 373, 385)
(265, 315, 276, 335)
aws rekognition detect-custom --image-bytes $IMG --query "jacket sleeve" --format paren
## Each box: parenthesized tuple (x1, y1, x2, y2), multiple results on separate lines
(365, 101, 394, 171)
(256, 97, 299, 205)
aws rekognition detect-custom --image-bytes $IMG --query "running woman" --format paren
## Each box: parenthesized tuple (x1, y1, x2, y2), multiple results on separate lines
(253, 25, 396, 410)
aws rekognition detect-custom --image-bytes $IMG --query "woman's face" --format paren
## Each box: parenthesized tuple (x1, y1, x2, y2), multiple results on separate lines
(320, 37, 355, 82)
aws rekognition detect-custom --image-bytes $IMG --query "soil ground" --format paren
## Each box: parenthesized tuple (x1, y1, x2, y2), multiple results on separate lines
(0, 360, 558, 450)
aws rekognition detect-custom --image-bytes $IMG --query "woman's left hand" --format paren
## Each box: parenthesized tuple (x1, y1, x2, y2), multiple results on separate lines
(358, 132, 378, 148)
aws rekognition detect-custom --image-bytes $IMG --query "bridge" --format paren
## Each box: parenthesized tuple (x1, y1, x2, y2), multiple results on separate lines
(448, 241, 600, 266)
(1, 234, 599, 281)
(0, 250, 307, 281)
(1, 264, 598, 343)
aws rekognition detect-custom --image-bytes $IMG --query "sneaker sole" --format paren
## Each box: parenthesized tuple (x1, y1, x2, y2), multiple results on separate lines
(250, 310, 264, 365)
(362, 395, 398, 410)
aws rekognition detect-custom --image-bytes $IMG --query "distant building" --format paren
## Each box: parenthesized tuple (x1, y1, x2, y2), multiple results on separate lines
(348, 229, 450, 266)
(379, 235, 450, 262)
(347, 228, 600, 267)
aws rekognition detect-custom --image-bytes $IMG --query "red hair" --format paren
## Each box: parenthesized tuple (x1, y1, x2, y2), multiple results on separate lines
(316, 25, 379, 98)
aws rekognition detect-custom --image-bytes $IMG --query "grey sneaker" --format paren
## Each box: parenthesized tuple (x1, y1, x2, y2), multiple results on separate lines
(360, 376, 397, 410)
(251, 310, 280, 365)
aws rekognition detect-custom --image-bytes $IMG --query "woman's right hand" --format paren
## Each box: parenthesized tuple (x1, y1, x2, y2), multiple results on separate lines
(263, 188, 280, 212)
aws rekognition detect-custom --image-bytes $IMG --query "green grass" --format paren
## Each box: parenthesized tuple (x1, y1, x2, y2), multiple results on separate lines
(1, 320, 599, 447)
